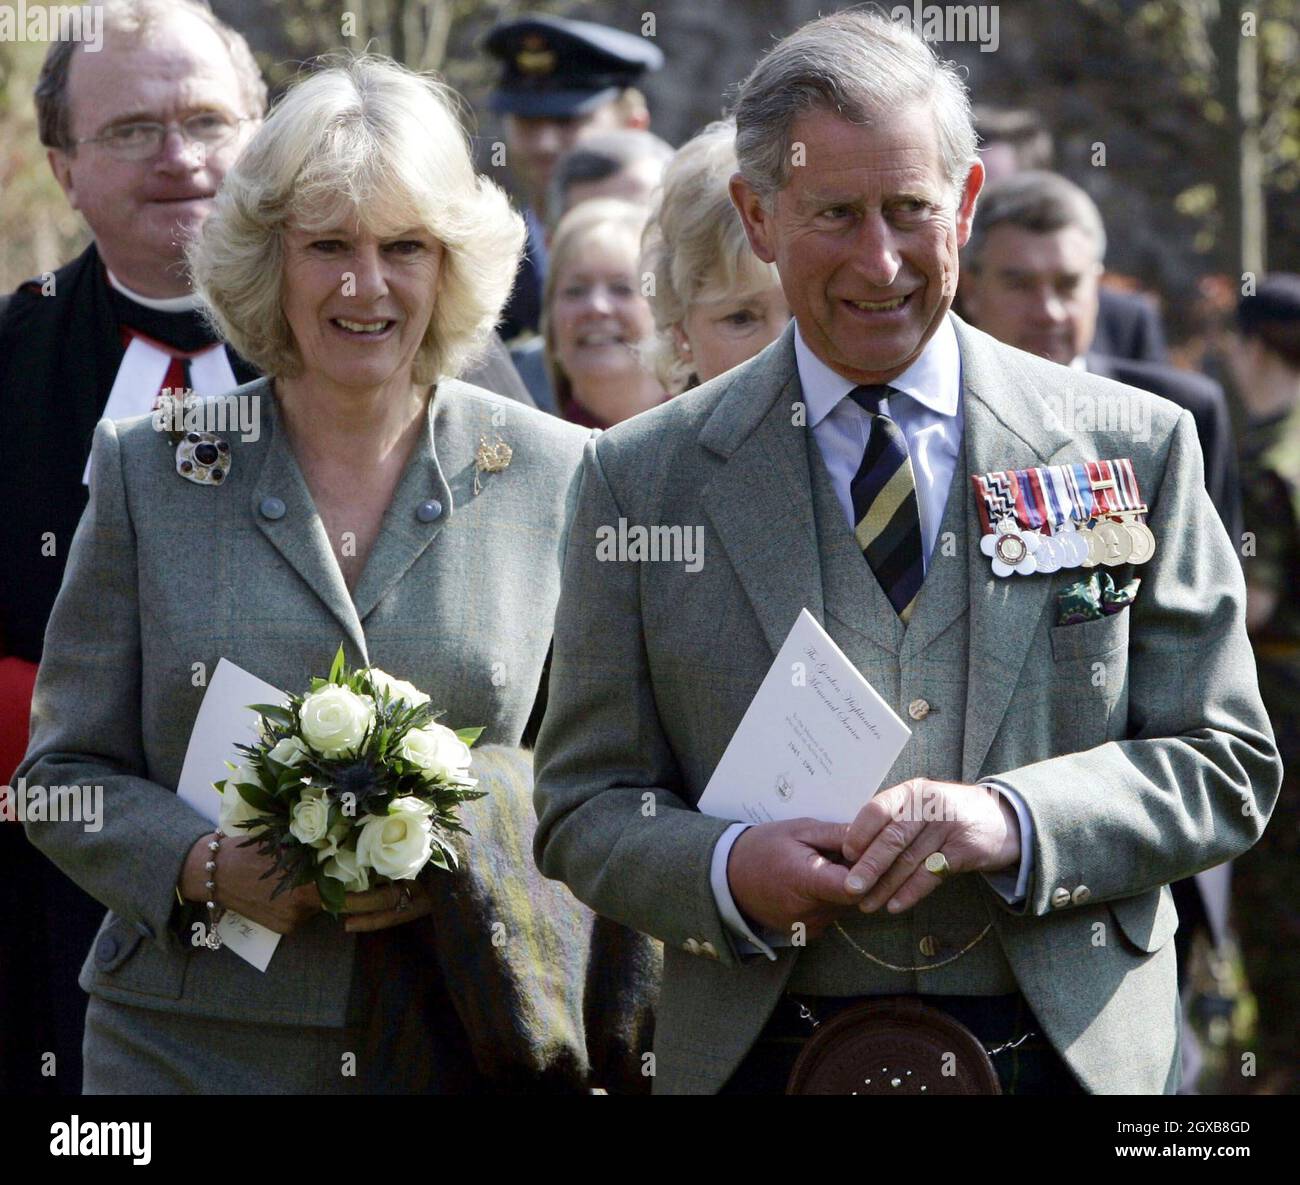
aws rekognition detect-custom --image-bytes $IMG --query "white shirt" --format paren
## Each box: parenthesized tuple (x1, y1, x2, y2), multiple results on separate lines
(708, 314, 1034, 959)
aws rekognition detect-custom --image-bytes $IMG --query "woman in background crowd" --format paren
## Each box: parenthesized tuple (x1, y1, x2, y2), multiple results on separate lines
(542, 198, 666, 427)
(641, 119, 789, 394)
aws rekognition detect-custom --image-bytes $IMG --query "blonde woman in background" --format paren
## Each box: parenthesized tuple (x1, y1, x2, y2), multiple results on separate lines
(641, 120, 790, 394)
(542, 198, 667, 428)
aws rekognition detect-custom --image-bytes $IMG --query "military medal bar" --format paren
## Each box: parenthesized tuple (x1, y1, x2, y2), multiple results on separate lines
(972, 458, 1155, 578)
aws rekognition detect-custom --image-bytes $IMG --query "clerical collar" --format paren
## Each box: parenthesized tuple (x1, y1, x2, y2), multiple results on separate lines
(106, 267, 203, 314)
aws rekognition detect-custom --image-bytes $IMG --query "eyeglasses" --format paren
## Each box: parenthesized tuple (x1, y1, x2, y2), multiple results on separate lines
(72, 113, 250, 161)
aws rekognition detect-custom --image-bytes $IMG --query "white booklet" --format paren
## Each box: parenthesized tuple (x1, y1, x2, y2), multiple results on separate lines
(176, 658, 288, 972)
(698, 609, 912, 825)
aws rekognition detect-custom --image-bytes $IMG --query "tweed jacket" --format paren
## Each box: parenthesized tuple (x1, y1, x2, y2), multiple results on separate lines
(533, 315, 1281, 1094)
(18, 375, 645, 1086)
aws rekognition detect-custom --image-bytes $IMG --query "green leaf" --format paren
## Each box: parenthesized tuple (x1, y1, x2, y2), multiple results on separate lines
(249, 703, 293, 725)
(235, 780, 277, 813)
(455, 726, 485, 747)
(318, 873, 347, 916)
(328, 643, 347, 685)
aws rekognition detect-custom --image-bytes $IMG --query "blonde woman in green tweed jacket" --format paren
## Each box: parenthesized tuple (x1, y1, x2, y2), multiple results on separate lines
(19, 56, 657, 1095)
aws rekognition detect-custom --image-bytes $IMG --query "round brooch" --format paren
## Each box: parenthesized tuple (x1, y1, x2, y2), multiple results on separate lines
(176, 431, 231, 486)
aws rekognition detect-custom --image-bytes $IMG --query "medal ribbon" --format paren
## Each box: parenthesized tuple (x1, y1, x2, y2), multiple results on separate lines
(1067, 463, 1099, 522)
(1013, 469, 1047, 531)
(971, 470, 1018, 535)
(1085, 459, 1122, 516)
(1030, 467, 1066, 533)
(1113, 458, 1147, 517)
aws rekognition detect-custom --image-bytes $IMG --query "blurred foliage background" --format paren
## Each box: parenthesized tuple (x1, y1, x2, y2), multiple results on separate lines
(1, 0, 1297, 340)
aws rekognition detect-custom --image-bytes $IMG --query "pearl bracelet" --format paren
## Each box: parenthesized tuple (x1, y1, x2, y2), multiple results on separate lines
(203, 831, 226, 950)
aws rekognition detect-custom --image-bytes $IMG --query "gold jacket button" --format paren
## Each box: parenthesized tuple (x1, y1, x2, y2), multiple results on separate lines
(700, 940, 719, 960)
(1051, 887, 1071, 909)
(908, 698, 931, 721)
(683, 938, 701, 956)
(918, 935, 938, 957)
(1072, 885, 1091, 905)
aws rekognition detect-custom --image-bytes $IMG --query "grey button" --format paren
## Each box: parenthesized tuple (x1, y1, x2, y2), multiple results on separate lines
(135, 921, 154, 940)
(1050, 887, 1071, 910)
(259, 496, 286, 520)
(95, 934, 119, 963)
(416, 499, 442, 523)
(908, 698, 931, 721)
(1072, 885, 1091, 905)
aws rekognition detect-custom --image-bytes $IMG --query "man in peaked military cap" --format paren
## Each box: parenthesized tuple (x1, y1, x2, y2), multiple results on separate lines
(484, 13, 664, 341)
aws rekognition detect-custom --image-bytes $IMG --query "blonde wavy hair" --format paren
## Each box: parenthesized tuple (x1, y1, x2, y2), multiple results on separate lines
(189, 55, 525, 385)
(541, 198, 650, 415)
(639, 120, 781, 393)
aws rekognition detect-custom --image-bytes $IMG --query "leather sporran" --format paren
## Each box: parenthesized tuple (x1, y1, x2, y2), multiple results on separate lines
(786, 997, 1002, 1095)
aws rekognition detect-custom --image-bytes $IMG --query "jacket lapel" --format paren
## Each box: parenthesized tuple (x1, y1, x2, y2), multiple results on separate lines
(699, 325, 826, 659)
(249, 383, 368, 660)
(954, 318, 1077, 781)
(349, 382, 458, 623)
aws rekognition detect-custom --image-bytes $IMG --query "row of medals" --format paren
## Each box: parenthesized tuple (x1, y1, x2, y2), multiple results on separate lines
(990, 508, 1156, 573)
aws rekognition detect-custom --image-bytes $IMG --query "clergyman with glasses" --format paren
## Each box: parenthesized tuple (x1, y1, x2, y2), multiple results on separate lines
(0, 0, 264, 1095)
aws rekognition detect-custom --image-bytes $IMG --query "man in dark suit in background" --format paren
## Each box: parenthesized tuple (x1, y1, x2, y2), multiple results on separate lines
(972, 106, 1168, 366)
(959, 168, 1241, 1091)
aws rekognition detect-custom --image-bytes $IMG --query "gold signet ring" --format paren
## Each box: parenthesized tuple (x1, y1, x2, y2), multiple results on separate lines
(924, 852, 952, 880)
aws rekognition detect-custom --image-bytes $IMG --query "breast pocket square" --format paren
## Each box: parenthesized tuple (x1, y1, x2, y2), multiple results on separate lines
(1056, 570, 1141, 626)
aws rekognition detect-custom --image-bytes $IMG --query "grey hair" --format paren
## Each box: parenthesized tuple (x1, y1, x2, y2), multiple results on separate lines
(964, 171, 1108, 269)
(733, 7, 978, 204)
(640, 119, 781, 393)
(188, 55, 524, 385)
(35, 0, 268, 149)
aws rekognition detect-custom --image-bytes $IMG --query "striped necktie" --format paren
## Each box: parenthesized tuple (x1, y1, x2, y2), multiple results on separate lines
(848, 384, 924, 623)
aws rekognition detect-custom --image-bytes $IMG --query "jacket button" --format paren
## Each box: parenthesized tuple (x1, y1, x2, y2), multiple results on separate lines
(415, 499, 442, 523)
(1050, 887, 1071, 909)
(908, 698, 931, 721)
(700, 940, 719, 960)
(135, 921, 154, 939)
(918, 935, 938, 957)
(94, 934, 119, 964)
(1072, 885, 1091, 905)
(683, 937, 701, 956)
(259, 496, 286, 520)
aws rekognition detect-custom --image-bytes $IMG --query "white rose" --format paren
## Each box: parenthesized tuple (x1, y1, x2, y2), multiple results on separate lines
(366, 668, 431, 708)
(398, 722, 471, 781)
(289, 786, 330, 845)
(313, 819, 351, 859)
(218, 765, 268, 836)
(298, 685, 374, 757)
(355, 803, 432, 880)
(322, 846, 370, 892)
(267, 736, 310, 767)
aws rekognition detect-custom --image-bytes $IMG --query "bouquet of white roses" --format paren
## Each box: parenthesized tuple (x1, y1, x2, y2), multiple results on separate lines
(214, 646, 484, 915)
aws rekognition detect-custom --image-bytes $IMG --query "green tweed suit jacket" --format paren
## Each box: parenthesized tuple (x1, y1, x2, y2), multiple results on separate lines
(533, 315, 1281, 1094)
(19, 376, 657, 1090)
